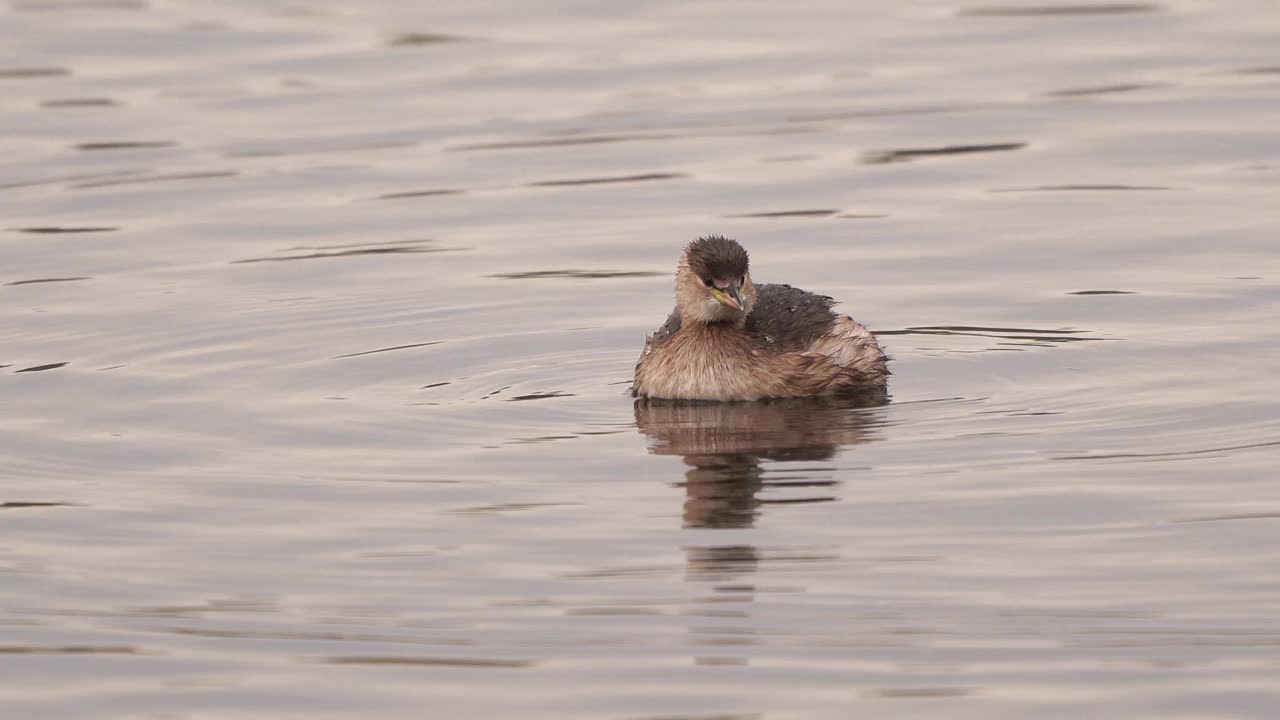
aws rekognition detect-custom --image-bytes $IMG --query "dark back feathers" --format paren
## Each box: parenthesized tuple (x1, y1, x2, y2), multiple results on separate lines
(745, 283, 837, 351)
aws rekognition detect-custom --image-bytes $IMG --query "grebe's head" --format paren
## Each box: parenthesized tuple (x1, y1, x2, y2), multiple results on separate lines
(676, 235, 758, 324)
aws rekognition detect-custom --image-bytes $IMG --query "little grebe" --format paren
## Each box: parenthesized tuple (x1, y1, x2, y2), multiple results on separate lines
(632, 236, 888, 401)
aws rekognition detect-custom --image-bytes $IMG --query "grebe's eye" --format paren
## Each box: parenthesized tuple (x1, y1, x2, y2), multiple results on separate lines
(701, 276, 714, 287)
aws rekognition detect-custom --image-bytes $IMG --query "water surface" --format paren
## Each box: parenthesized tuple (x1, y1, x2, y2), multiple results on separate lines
(3, 1, 1280, 718)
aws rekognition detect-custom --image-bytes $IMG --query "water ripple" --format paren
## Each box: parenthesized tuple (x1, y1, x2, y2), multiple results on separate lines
(527, 173, 688, 187)
(72, 171, 237, 189)
(864, 142, 1026, 164)
(1047, 83, 1168, 97)
(5, 277, 90, 286)
(41, 97, 119, 107)
(0, 645, 139, 654)
(331, 341, 443, 360)
(13, 362, 70, 373)
(489, 269, 664, 280)
(958, 4, 1161, 17)
(991, 184, 1172, 192)
(507, 391, 576, 402)
(725, 209, 839, 218)
(375, 189, 465, 200)
(0, 169, 143, 190)
(1055, 439, 1280, 462)
(388, 32, 470, 46)
(8, 226, 118, 234)
(232, 244, 451, 264)
(319, 655, 531, 668)
(74, 141, 176, 151)
(0, 66, 70, 78)
(14, 1, 146, 10)
(878, 325, 1102, 343)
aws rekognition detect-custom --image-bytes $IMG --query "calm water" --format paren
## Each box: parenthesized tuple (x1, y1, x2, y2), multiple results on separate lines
(4, 1, 1280, 717)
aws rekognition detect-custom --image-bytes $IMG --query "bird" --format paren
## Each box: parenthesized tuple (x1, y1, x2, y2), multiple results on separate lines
(632, 235, 888, 401)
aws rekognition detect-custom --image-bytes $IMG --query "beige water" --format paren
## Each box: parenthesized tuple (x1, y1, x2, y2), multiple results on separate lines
(4, 1, 1280, 718)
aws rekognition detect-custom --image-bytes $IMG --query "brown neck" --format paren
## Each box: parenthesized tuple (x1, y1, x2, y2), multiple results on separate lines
(680, 307, 747, 329)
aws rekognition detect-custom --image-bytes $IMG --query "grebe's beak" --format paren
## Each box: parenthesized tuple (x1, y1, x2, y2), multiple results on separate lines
(712, 284, 744, 311)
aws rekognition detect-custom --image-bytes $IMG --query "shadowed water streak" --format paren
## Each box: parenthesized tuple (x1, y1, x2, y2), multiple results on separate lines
(41, 98, 119, 107)
(1047, 83, 1167, 97)
(449, 126, 815, 153)
(958, 4, 1161, 16)
(0, 67, 70, 78)
(1054, 439, 1280, 462)
(627, 707, 762, 712)
(787, 102, 996, 123)
(332, 341, 442, 360)
(9, 226, 118, 234)
(489, 270, 664, 279)
(14, 0, 146, 9)
(992, 184, 1172, 192)
(320, 656, 531, 668)
(388, 32, 469, 46)
(863, 142, 1026, 164)
(1176, 512, 1280, 524)
(526, 173, 687, 187)
(1, 501, 73, 509)
(0, 646, 139, 654)
(72, 171, 238, 189)
(75, 141, 176, 151)
(14, 362, 69, 373)
(725, 209, 839, 218)
(507, 391, 576, 401)
(282, 238, 429, 251)
(450, 133, 679, 151)
(451, 502, 580, 514)
(376, 189, 465, 200)
(5, 277, 90, 286)
(160, 627, 470, 645)
(0, 170, 143, 190)
(878, 325, 1101, 343)
(232, 246, 447, 264)
(873, 688, 973, 698)
(228, 141, 416, 158)
(1069, 290, 1136, 295)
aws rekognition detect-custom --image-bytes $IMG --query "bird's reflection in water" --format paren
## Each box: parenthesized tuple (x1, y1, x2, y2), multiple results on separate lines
(634, 390, 888, 587)
(635, 389, 888, 529)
